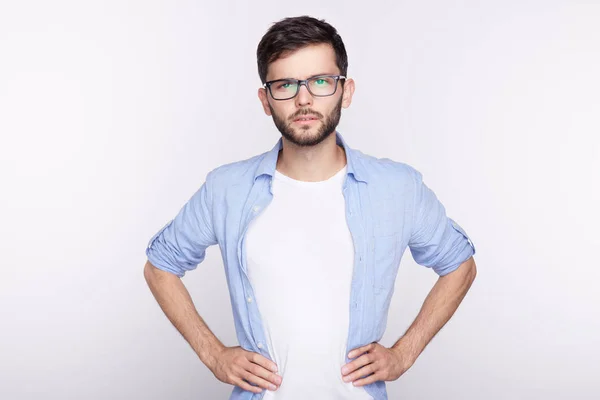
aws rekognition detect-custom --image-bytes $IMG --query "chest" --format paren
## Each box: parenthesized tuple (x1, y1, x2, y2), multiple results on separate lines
(245, 187, 355, 286)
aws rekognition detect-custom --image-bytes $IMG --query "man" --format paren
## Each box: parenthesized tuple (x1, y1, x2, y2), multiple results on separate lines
(144, 15, 477, 400)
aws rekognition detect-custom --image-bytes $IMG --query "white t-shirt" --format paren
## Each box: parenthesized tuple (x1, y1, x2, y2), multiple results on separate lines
(245, 164, 373, 399)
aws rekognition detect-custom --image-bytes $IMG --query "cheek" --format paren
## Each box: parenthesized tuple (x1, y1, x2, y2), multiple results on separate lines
(272, 105, 293, 120)
(320, 98, 340, 114)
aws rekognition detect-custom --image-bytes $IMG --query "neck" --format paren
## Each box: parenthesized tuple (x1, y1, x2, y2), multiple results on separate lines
(276, 132, 347, 182)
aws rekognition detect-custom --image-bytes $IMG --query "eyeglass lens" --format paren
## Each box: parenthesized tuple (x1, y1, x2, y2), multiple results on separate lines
(270, 76, 339, 99)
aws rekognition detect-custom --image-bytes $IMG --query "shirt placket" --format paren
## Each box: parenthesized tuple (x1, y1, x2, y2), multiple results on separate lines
(342, 175, 368, 365)
(236, 178, 275, 364)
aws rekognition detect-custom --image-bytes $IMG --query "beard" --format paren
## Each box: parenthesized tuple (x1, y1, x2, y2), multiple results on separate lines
(269, 95, 343, 147)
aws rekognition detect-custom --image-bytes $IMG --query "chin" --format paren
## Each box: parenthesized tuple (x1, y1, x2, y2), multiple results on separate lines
(293, 129, 320, 142)
(293, 122, 321, 134)
(294, 126, 318, 135)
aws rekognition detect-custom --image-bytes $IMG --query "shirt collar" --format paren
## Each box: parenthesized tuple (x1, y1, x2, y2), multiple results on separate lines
(254, 130, 368, 184)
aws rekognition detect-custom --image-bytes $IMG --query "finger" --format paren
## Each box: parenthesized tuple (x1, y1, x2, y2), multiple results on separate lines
(343, 363, 376, 384)
(247, 362, 282, 387)
(342, 352, 375, 376)
(241, 369, 279, 391)
(348, 342, 376, 359)
(352, 370, 381, 387)
(248, 352, 278, 373)
(232, 376, 263, 394)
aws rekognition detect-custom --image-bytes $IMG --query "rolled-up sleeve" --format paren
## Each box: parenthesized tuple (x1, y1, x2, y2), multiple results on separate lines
(145, 171, 218, 277)
(408, 168, 476, 276)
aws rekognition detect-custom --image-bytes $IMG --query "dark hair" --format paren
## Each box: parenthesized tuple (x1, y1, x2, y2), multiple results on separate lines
(256, 16, 348, 84)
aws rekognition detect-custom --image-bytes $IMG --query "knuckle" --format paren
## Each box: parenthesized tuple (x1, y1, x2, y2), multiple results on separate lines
(233, 354, 244, 365)
(229, 366, 240, 378)
(261, 380, 272, 390)
(240, 383, 251, 392)
(258, 369, 269, 377)
(242, 382, 259, 393)
(242, 380, 256, 390)
(247, 374, 266, 388)
(241, 370, 253, 382)
(249, 366, 261, 377)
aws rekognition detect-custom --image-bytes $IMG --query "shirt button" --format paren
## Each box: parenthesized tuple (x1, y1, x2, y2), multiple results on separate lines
(247, 296, 253, 303)
(252, 206, 261, 213)
(257, 343, 263, 349)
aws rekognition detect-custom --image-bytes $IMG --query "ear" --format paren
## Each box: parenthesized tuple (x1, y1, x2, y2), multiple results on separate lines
(341, 78, 355, 109)
(258, 87, 272, 116)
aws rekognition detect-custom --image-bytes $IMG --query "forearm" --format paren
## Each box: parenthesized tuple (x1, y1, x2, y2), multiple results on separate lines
(143, 260, 224, 370)
(392, 257, 477, 362)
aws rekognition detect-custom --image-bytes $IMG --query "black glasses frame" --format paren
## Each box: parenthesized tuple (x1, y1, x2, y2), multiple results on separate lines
(263, 75, 346, 100)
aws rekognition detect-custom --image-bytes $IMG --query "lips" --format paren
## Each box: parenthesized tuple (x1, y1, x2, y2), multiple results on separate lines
(293, 115, 319, 122)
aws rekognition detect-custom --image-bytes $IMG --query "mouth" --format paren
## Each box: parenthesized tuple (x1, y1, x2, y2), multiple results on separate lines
(293, 115, 320, 124)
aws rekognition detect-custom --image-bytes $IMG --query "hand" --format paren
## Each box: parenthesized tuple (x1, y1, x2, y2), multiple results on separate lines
(340, 342, 413, 387)
(209, 345, 282, 393)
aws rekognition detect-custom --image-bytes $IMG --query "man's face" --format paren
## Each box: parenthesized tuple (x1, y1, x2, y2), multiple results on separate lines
(258, 43, 355, 147)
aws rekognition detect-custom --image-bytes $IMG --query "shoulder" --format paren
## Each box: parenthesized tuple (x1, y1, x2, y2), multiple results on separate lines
(351, 148, 422, 185)
(204, 151, 269, 190)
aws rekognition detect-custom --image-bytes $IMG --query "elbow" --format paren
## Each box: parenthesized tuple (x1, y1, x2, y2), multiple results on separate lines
(144, 259, 180, 282)
(448, 256, 476, 281)
(144, 260, 160, 282)
(465, 256, 477, 283)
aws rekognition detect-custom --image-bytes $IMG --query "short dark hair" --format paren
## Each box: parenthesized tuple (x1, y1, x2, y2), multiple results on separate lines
(256, 16, 348, 84)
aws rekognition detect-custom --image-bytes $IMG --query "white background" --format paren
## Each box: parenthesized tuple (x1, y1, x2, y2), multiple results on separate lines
(1, 1, 599, 399)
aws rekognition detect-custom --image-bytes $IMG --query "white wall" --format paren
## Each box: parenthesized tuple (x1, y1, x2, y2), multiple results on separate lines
(1, 1, 598, 399)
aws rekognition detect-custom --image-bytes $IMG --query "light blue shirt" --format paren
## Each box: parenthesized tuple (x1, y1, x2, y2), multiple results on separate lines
(145, 131, 476, 400)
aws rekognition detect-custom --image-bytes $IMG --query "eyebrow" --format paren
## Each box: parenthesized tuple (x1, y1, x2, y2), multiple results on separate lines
(268, 73, 338, 82)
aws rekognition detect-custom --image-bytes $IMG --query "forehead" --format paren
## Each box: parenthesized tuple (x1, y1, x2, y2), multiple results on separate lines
(266, 43, 340, 81)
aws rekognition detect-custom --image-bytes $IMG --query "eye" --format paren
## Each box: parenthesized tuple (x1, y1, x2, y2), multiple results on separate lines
(274, 81, 295, 90)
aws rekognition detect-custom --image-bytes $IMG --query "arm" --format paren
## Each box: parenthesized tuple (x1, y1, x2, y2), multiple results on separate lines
(391, 256, 477, 363)
(341, 168, 478, 385)
(144, 260, 281, 393)
(143, 260, 224, 369)
(395, 167, 478, 360)
(144, 174, 282, 393)
(144, 176, 281, 393)
(143, 176, 226, 367)
(341, 257, 477, 385)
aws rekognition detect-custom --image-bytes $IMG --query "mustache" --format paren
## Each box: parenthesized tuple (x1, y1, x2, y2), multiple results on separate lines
(289, 109, 324, 121)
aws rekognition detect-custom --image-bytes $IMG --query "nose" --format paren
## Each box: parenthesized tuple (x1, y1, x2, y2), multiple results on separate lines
(295, 83, 313, 107)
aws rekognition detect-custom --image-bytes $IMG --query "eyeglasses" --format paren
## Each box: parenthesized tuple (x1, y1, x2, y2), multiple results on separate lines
(263, 75, 346, 100)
